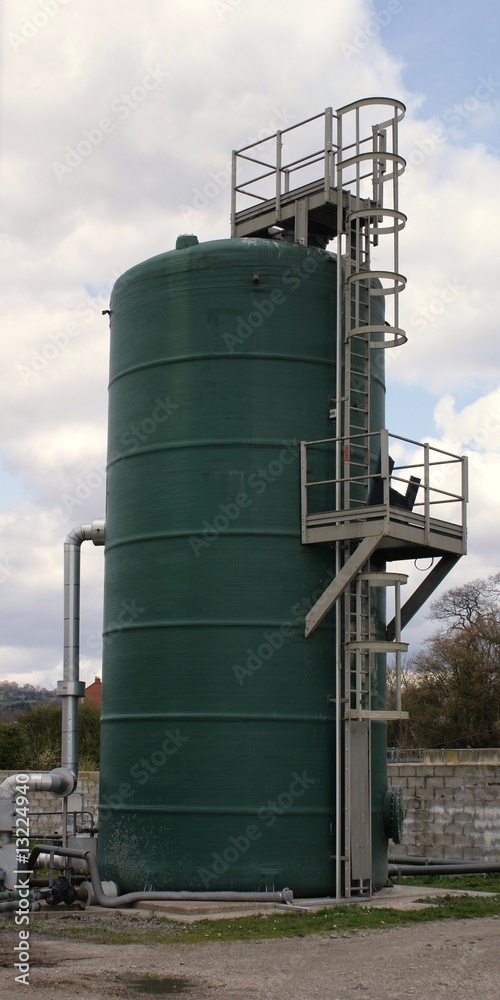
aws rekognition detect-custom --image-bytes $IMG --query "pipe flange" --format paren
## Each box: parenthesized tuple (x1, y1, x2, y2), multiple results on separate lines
(57, 680, 86, 697)
(383, 787, 405, 844)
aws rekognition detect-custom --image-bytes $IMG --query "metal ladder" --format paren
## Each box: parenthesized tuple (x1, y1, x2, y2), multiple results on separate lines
(331, 104, 407, 899)
(342, 225, 372, 511)
(343, 565, 372, 898)
(346, 572, 372, 715)
(339, 113, 400, 510)
(343, 569, 409, 897)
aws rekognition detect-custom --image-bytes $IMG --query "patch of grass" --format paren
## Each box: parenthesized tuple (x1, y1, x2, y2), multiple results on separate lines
(1, 890, 499, 946)
(398, 873, 500, 893)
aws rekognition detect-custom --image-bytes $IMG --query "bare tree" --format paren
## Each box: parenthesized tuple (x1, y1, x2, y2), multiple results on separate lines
(430, 572, 500, 631)
(388, 573, 500, 748)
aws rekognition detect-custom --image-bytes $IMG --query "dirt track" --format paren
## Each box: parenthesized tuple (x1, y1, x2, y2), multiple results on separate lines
(1, 916, 500, 999)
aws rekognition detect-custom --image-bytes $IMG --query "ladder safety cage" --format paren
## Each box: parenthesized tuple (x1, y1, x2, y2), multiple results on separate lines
(231, 100, 405, 229)
(231, 98, 407, 343)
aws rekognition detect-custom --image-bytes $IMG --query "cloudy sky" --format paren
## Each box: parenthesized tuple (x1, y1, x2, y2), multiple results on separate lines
(1, 0, 499, 690)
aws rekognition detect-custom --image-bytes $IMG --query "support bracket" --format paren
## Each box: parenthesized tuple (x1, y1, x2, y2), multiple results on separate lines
(305, 534, 383, 637)
(386, 554, 460, 640)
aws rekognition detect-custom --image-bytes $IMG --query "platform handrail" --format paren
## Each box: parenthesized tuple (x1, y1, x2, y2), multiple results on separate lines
(231, 98, 406, 232)
(300, 429, 468, 543)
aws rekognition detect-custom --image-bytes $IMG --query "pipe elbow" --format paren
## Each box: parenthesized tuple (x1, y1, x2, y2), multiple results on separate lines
(0, 769, 76, 800)
(65, 519, 106, 547)
(47, 768, 77, 797)
(0, 774, 19, 798)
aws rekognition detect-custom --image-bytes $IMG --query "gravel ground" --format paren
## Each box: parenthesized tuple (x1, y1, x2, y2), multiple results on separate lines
(1, 915, 500, 999)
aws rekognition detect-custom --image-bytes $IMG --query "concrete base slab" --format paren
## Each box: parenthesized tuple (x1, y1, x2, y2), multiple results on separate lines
(15, 884, 495, 923)
(126, 884, 495, 921)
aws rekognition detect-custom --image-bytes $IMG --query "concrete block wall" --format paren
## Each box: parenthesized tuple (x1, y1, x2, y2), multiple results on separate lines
(388, 763, 500, 860)
(0, 770, 99, 838)
(2, 766, 499, 861)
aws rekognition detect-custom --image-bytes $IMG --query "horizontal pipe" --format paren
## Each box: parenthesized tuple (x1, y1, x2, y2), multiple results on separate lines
(0, 900, 41, 912)
(0, 769, 76, 800)
(389, 863, 500, 876)
(28, 845, 294, 907)
(34, 852, 90, 874)
(389, 855, 469, 866)
(0, 889, 40, 901)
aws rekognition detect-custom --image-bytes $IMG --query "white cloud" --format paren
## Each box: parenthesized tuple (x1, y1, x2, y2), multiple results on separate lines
(390, 388, 500, 650)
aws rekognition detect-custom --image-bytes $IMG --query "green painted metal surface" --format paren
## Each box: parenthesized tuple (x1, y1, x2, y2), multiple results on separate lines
(98, 237, 389, 894)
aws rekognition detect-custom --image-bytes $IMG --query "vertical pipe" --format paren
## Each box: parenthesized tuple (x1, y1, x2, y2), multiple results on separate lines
(59, 520, 105, 780)
(62, 796, 68, 848)
(61, 536, 82, 776)
(336, 112, 344, 511)
(395, 579, 402, 713)
(334, 109, 344, 900)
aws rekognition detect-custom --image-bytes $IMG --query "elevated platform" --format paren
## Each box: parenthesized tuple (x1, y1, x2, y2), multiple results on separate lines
(303, 503, 465, 560)
(301, 430, 467, 644)
(233, 179, 355, 243)
(231, 100, 406, 247)
(301, 429, 468, 560)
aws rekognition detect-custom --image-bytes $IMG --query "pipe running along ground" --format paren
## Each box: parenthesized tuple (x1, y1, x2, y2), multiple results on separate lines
(389, 855, 470, 865)
(27, 845, 294, 907)
(389, 862, 500, 876)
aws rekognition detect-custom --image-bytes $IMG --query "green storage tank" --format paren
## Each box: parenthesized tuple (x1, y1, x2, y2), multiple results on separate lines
(98, 236, 388, 895)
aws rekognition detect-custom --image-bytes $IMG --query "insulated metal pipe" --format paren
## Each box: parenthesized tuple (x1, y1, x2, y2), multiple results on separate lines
(0, 771, 76, 798)
(0, 519, 105, 812)
(0, 520, 106, 890)
(60, 520, 105, 778)
(33, 852, 90, 874)
(27, 846, 294, 907)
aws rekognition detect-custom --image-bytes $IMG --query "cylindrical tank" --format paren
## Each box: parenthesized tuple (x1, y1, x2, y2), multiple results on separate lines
(98, 236, 387, 895)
